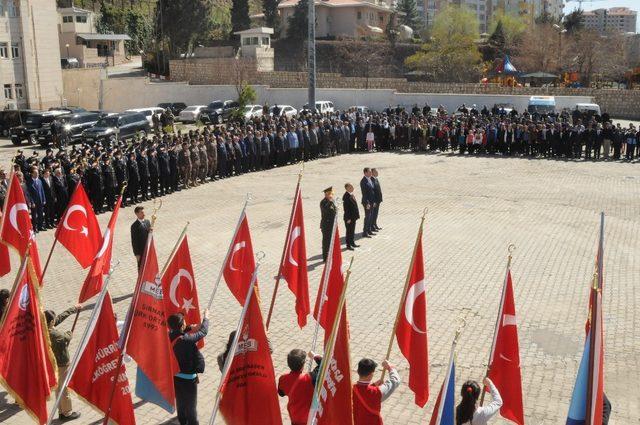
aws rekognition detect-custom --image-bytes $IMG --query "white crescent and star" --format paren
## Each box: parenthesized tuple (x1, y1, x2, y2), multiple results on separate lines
(63, 204, 89, 236)
(94, 229, 111, 260)
(9, 203, 29, 236)
(18, 284, 29, 311)
(229, 241, 246, 271)
(170, 268, 195, 313)
(404, 280, 426, 334)
(287, 226, 301, 267)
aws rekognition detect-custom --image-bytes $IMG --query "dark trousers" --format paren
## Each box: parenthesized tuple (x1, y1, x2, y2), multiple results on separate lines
(321, 227, 332, 262)
(372, 203, 380, 228)
(345, 220, 356, 247)
(174, 377, 198, 425)
(363, 205, 373, 235)
(31, 204, 44, 231)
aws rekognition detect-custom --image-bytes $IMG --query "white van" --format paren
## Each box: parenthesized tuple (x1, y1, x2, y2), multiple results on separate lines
(124, 107, 165, 125)
(575, 103, 601, 116)
(527, 96, 556, 115)
(303, 100, 335, 114)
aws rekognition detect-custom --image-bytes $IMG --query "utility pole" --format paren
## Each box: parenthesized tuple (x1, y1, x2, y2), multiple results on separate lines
(307, 0, 316, 111)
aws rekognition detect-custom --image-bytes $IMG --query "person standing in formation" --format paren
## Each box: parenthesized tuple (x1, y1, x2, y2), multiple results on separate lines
(319, 187, 336, 262)
(455, 378, 503, 425)
(359, 168, 376, 238)
(342, 183, 360, 251)
(277, 349, 321, 425)
(130, 206, 151, 267)
(168, 310, 210, 425)
(371, 168, 383, 231)
(352, 358, 401, 425)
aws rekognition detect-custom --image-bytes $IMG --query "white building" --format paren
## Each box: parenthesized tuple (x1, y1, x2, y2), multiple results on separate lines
(0, 0, 64, 109)
(583, 8, 637, 34)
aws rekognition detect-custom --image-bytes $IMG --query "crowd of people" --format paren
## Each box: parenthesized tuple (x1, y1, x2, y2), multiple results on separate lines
(0, 103, 635, 234)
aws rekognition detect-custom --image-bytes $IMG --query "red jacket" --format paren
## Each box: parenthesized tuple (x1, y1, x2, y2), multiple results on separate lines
(278, 371, 314, 425)
(352, 382, 383, 425)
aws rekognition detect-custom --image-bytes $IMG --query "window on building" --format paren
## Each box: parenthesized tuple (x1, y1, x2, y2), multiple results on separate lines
(0, 2, 4, 16)
(357, 11, 362, 19)
(262, 36, 269, 46)
(75, 15, 87, 23)
(14, 83, 22, 99)
(0, 42, 7, 58)
(11, 42, 18, 58)
(4, 84, 12, 99)
(63, 15, 73, 23)
(7, 1, 18, 17)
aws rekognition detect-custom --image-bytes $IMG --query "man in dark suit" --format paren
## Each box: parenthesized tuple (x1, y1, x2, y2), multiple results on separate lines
(371, 168, 383, 231)
(130, 206, 151, 267)
(319, 187, 336, 262)
(342, 183, 360, 250)
(26, 167, 46, 232)
(359, 167, 376, 238)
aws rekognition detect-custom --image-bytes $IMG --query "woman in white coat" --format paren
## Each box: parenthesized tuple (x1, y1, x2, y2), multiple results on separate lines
(456, 377, 503, 425)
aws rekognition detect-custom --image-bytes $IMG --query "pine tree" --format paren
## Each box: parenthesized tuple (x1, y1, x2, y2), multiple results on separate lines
(396, 0, 421, 31)
(286, 0, 308, 41)
(263, 0, 281, 35)
(231, 0, 251, 34)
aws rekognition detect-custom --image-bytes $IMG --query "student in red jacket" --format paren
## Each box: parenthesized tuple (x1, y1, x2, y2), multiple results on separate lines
(352, 358, 401, 425)
(278, 349, 321, 425)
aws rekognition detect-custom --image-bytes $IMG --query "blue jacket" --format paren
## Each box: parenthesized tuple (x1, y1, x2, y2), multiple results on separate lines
(27, 177, 46, 206)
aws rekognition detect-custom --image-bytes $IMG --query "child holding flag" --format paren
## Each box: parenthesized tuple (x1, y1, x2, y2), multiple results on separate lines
(352, 358, 401, 425)
(455, 377, 502, 425)
(277, 349, 321, 425)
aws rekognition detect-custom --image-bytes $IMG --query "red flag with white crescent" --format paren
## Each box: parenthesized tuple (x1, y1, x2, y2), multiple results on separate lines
(487, 270, 524, 425)
(219, 292, 282, 425)
(0, 239, 10, 277)
(55, 183, 101, 269)
(160, 235, 203, 347)
(0, 174, 33, 257)
(313, 225, 343, 330)
(0, 257, 57, 424)
(78, 196, 121, 303)
(222, 213, 257, 305)
(69, 294, 135, 425)
(279, 187, 310, 328)
(395, 224, 429, 407)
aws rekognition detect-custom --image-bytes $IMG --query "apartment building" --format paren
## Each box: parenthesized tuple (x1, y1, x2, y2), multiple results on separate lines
(583, 8, 637, 34)
(0, 0, 64, 109)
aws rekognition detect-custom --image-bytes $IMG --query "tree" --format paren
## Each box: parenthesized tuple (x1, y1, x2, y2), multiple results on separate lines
(566, 30, 627, 86)
(231, 0, 251, 35)
(385, 12, 400, 47)
(563, 9, 584, 34)
(396, 0, 421, 31)
(513, 23, 560, 73)
(488, 11, 526, 52)
(96, 4, 152, 56)
(286, 0, 308, 42)
(481, 20, 506, 61)
(405, 5, 482, 82)
(156, 0, 214, 58)
(263, 0, 281, 36)
(535, 10, 561, 25)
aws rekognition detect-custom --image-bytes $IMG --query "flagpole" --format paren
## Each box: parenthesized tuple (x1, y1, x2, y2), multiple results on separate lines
(266, 164, 303, 330)
(306, 256, 354, 425)
(70, 188, 127, 334)
(0, 247, 29, 328)
(208, 253, 264, 425)
(206, 193, 251, 310)
(46, 262, 119, 425)
(586, 212, 604, 425)
(480, 243, 515, 406)
(433, 318, 466, 424)
(380, 208, 427, 381)
(307, 199, 340, 372)
(158, 221, 190, 278)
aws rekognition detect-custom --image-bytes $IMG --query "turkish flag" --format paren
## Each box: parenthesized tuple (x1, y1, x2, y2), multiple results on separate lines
(396, 225, 429, 407)
(55, 183, 101, 269)
(313, 226, 344, 330)
(222, 213, 256, 305)
(69, 294, 135, 425)
(316, 306, 353, 425)
(0, 258, 57, 424)
(0, 240, 10, 277)
(0, 174, 33, 257)
(219, 291, 282, 425)
(279, 187, 310, 328)
(487, 270, 524, 425)
(160, 235, 203, 347)
(78, 196, 122, 303)
(125, 233, 176, 412)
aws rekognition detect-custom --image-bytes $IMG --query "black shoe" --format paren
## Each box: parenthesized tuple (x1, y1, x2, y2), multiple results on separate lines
(59, 412, 81, 422)
(353, 244, 361, 248)
(346, 246, 354, 251)
(374, 226, 382, 230)
(362, 233, 372, 238)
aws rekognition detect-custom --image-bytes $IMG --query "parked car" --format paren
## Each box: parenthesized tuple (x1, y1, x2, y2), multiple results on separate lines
(301, 100, 335, 114)
(10, 110, 71, 145)
(242, 104, 264, 121)
(178, 105, 208, 123)
(157, 102, 187, 115)
(82, 112, 149, 144)
(204, 100, 239, 123)
(50, 106, 86, 114)
(61, 57, 80, 69)
(0, 109, 37, 137)
(350, 106, 369, 114)
(37, 112, 101, 147)
(270, 105, 297, 118)
(124, 107, 165, 125)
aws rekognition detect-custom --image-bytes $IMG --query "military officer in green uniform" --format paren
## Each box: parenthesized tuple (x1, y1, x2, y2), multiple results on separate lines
(320, 186, 336, 262)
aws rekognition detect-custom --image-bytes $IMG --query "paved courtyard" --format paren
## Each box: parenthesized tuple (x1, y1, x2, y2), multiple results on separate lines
(0, 147, 638, 424)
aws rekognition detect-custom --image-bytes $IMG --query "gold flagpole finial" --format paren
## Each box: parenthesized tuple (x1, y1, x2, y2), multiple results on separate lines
(454, 317, 467, 343)
(151, 198, 163, 229)
(421, 207, 428, 219)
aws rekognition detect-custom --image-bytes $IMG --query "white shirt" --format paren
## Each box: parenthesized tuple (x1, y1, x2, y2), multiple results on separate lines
(462, 380, 503, 425)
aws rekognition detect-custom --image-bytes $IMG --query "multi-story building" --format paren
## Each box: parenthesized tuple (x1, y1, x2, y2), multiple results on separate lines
(0, 0, 64, 109)
(582, 8, 637, 34)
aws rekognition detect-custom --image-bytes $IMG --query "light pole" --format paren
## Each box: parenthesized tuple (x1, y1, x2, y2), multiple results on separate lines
(552, 24, 567, 76)
(65, 43, 70, 58)
(307, 0, 316, 112)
